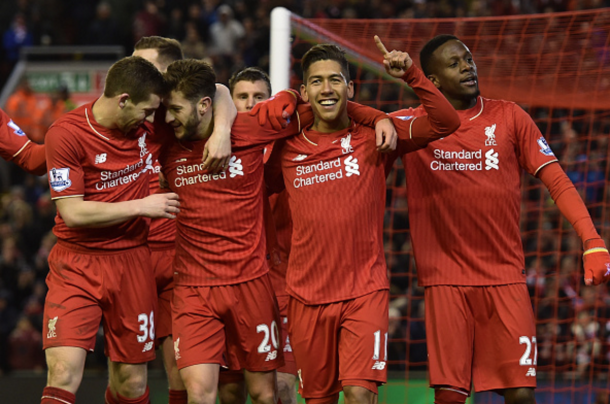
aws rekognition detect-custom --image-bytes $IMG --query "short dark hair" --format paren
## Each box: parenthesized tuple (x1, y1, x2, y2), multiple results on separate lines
(419, 34, 459, 76)
(229, 67, 272, 96)
(134, 36, 184, 65)
(104, 56, 166, 104)
(301, 44, 350, 82)
(164, 59, 217, 103)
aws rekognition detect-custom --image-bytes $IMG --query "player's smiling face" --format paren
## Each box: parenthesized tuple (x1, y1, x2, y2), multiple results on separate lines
(232, 80, 270, 112)
(301, 60, 354, 133)
(118, 93, 160, 135)
(164, 90, 204, 141)
(429, 39, 479, 109)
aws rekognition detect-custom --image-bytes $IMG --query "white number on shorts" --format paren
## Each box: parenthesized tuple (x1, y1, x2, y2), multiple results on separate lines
(137, 311, 155, 343)
(373, 330, 388, 360)
(257, 321, 279, 353)
(519, 336, 537, 366)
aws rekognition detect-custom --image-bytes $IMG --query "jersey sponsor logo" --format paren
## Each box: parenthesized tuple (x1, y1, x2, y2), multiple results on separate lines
(142, 341, 154, 353)
(293, 156, 360, 188)
(395, 115, 413, 121)
(47, 316, 58, 338)
(484, 149, 499, 170)
(292, 154, 308, 161)
(7, 119, 25, 136)
(537, 137, 555, 157)
(175, 162, 227, 187)
(95, 153, 107, 164)
(484, 123, 497, 146)
(49, 168, 72, 192)
(526, 368, 536, 377)
(228, 155, 244, 177)
(340, 133, 354, 154)
(96, 157, 149, 190)
(371, 361, 386, 370)
(344, 156, 360, 176)
(430, 148, 501, 171)
(174, 338, 181, 360)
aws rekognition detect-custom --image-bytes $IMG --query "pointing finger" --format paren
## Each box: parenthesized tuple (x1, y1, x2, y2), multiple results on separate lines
(374, 35, 389, 56)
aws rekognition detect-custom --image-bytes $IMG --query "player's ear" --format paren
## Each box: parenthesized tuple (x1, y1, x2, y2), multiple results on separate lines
(118, 93, 130, 109)
(198, 97, 212, 116)
(347, 81, 354, 99)
(300, 84, 309, 103)
(427, 74, 441, 89)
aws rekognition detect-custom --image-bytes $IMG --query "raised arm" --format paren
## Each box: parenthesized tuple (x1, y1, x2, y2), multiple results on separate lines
(202, 83, 237, 172)
(374, 36, 460, 152)
(538, 162, 610, 286)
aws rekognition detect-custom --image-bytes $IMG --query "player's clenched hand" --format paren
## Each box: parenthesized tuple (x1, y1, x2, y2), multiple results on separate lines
(583, 238, 610, 285)
(250, 90, 297, 130)
(140, 193, 180, 219)
(374, 35, 413, 78)
(202, 129, 232, 173)
(375, 118, 397, 153)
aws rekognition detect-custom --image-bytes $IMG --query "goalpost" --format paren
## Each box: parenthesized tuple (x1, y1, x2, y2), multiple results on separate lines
(270, 7, 610, 404)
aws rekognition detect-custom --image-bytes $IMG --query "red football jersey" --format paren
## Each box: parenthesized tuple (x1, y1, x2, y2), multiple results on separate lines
(269, 122, 390, 305)
(46, 102, 156, 250)
(0, 107, 39, 165)
(148, 110, 177, 248)
(267, 190, 292, 300)
(158, 112, 301, 287)
(397, 97, 558, 286)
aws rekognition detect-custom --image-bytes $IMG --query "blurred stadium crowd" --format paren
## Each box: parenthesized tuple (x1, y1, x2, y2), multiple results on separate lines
(1, 0, 610, 381)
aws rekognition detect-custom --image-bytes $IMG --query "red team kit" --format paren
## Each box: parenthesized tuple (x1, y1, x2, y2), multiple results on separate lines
(41, 55, 560, 399)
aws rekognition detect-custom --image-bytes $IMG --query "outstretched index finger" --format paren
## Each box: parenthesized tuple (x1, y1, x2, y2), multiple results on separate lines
(374, 35, 389, 56)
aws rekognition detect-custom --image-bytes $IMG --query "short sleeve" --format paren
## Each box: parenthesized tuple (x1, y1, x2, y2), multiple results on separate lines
(0, 108, 31, 161)
(512, 104, 558, 176)
(45, 125, 86, 199)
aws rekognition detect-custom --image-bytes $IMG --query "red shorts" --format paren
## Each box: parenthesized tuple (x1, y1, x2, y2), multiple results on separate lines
(288, 290, 388, 400)
(43, 242, 157, 363)
(425, 284, 537, 393)
(172, 274, 284, 372)
(151, 246, 175, 342)
(217, 310, 297, 385)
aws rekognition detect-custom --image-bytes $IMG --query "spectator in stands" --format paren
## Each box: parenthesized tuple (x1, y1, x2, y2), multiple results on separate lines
(86, 1, 122, 45)
(181, 22, 207, 60)
(208, 5, 245, 60)
(3, 13, 33, 63)
(8, 315, 44, 371)
(5, 78, 52, 144)
(133, 0, 167, 44)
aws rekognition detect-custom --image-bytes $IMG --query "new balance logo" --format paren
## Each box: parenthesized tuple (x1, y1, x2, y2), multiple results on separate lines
(95, 153, 107, 164)
(605, 263, 610, 277)
(265, 350, 278, 361)
(484, 124, 497, 146)
(228, 155, 244, 177)
(293, 154, 308, 161)
(526, 368, 536, 377)
(372, 361, 386, 370)
(341, 133, 354, 154)
(47, 316, 58, 339)
(344, 156, 360, 176)
(142, 341, 154, 352)
(485, 149, 499, 170)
